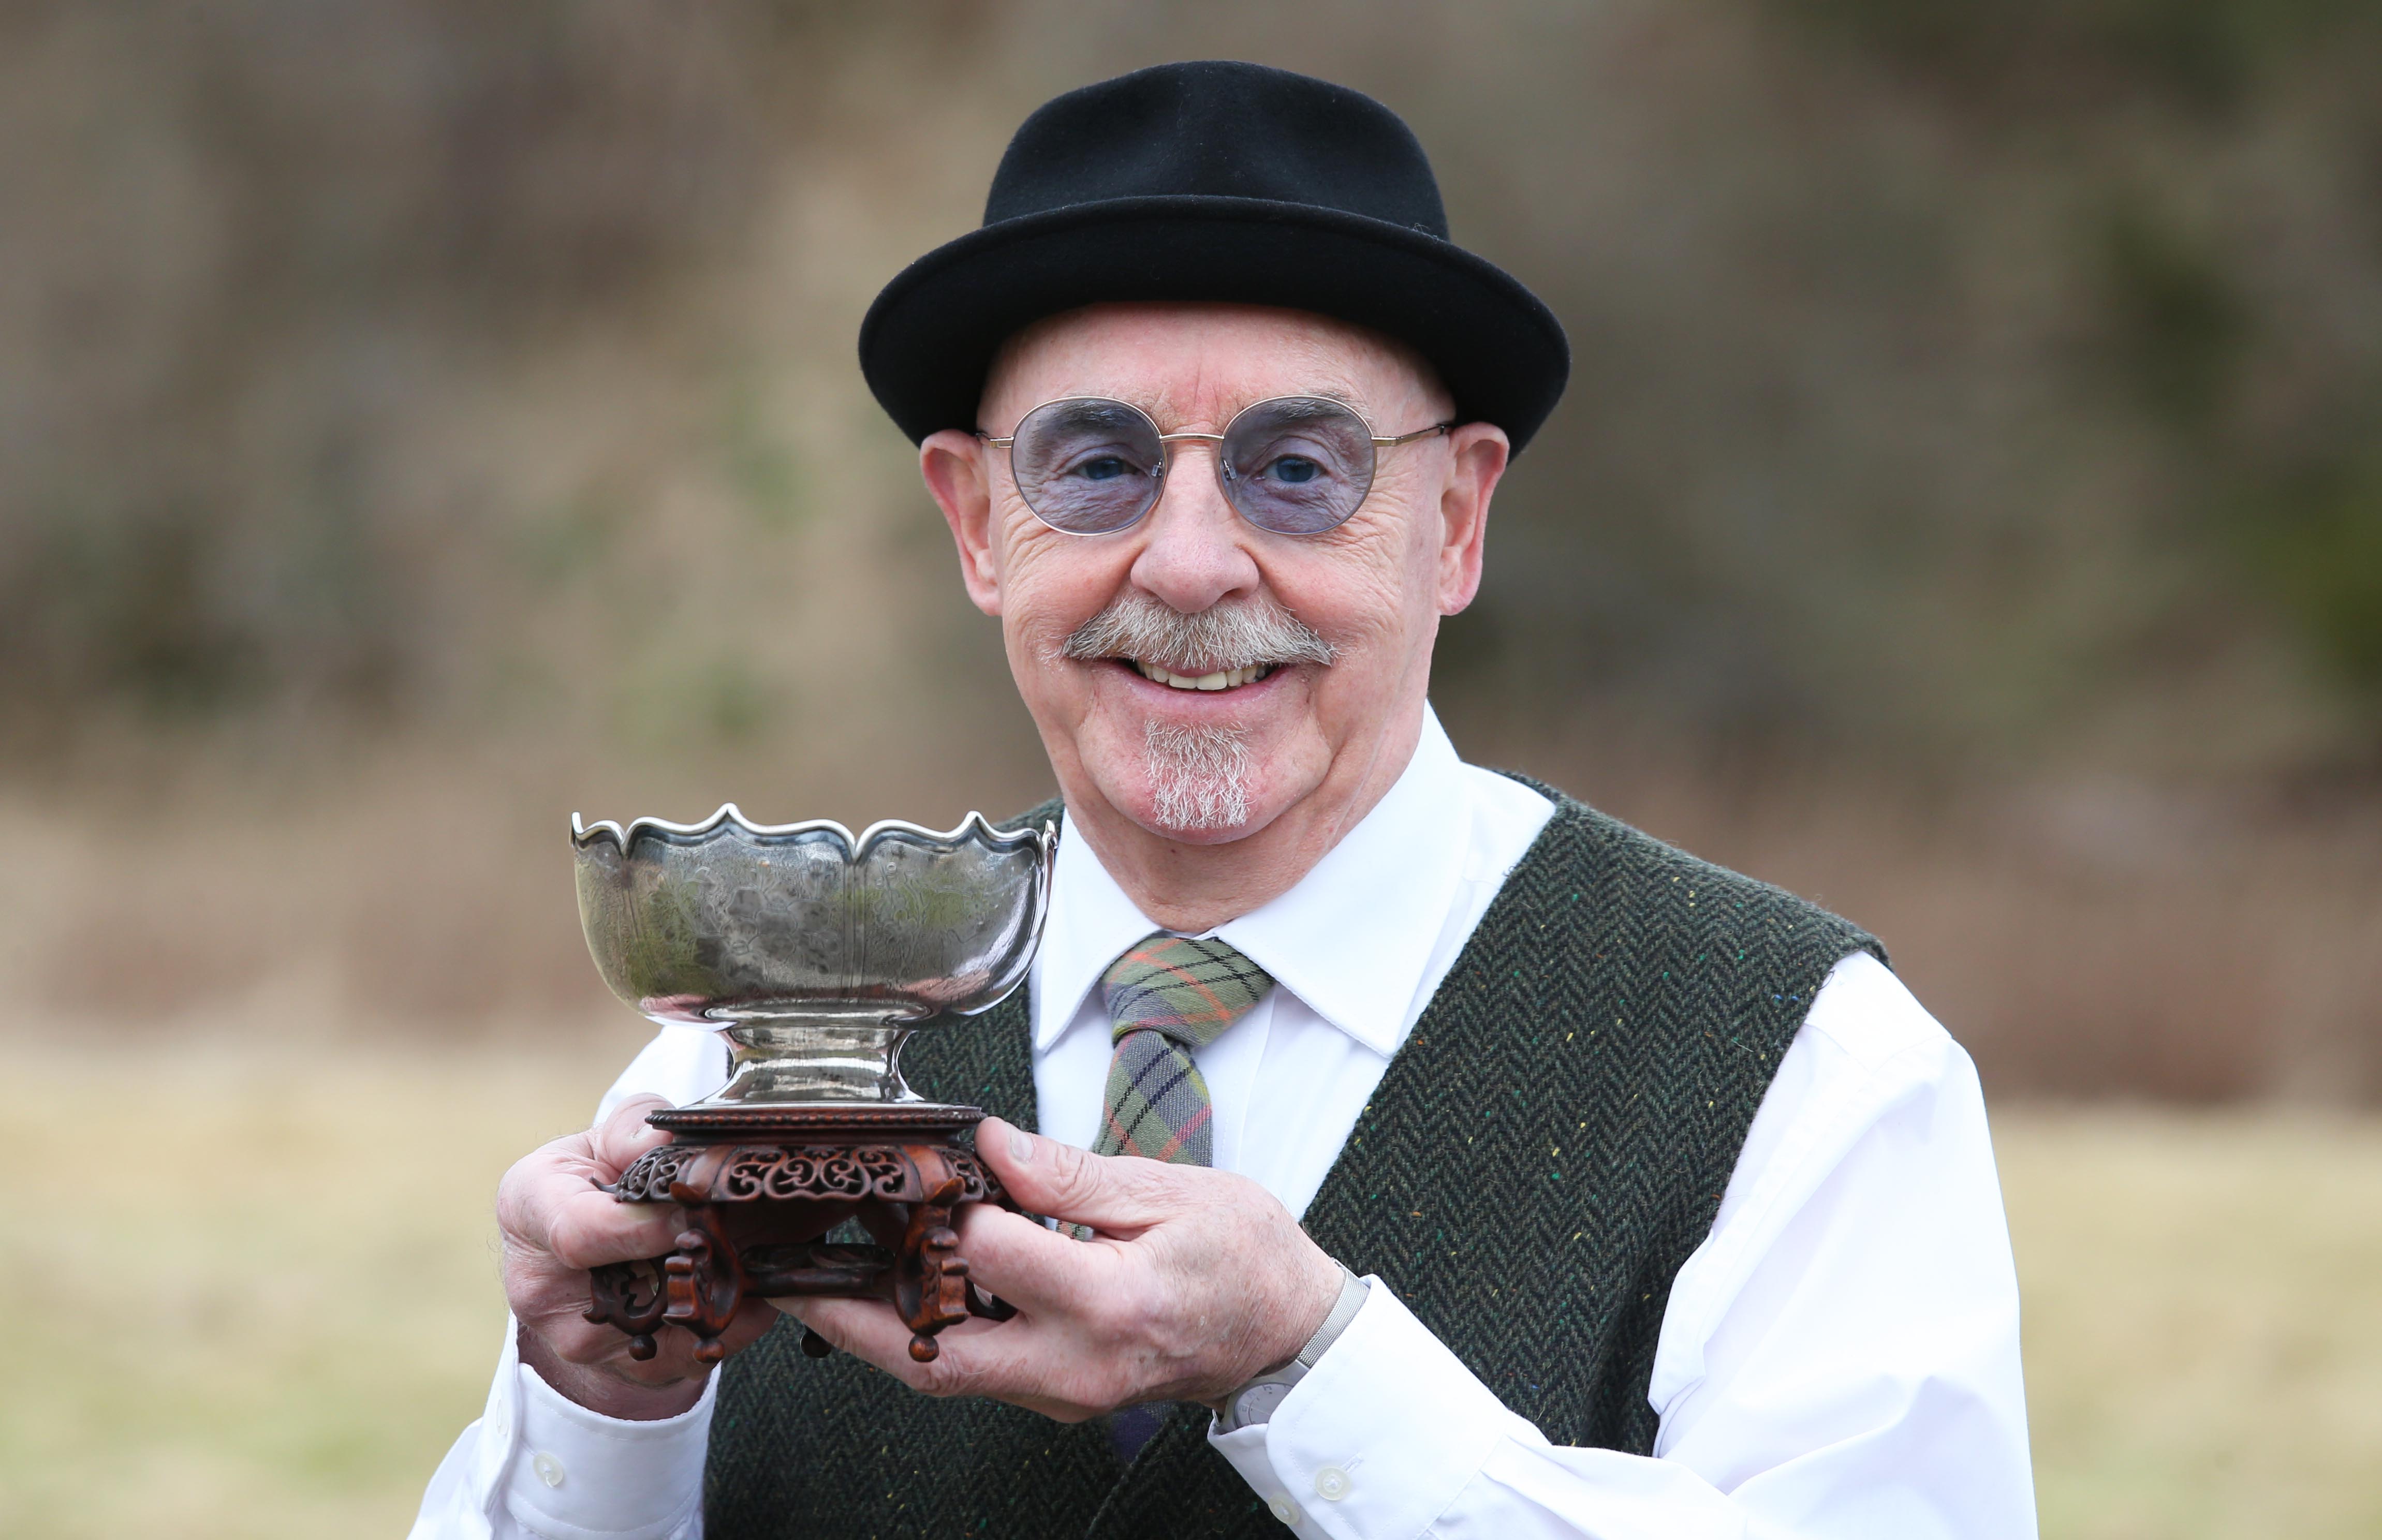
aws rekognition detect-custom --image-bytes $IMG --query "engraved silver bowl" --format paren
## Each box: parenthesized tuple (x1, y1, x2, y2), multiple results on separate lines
(571, 806, 1054, 1107)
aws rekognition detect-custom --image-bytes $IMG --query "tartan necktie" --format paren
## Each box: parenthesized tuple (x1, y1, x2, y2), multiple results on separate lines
(1090, 932, 1274, 1168)
(1087, 931, 1273, 1462)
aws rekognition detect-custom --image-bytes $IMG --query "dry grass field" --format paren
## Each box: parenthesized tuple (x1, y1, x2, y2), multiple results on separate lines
(5, 1043, 2379, 1539)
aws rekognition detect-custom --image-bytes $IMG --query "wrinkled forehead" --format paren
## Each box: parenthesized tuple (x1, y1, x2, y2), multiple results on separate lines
(980, 302, 1450, 434)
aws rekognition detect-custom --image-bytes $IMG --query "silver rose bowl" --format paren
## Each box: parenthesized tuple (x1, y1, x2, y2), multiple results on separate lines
(571, 805, 1055, 1108)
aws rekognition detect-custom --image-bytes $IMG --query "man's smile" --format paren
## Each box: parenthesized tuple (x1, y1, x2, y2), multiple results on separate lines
(1125, 659, 1280, 692)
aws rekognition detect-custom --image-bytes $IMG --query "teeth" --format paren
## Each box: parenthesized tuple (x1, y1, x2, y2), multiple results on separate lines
(1131, 660, 1274, 690)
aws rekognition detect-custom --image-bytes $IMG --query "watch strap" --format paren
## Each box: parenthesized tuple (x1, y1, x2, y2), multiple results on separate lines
(1216, 1263, 1368, 1433)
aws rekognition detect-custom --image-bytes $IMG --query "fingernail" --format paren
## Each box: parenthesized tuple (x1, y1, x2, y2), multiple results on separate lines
(1006, 1123, 1034, 1164)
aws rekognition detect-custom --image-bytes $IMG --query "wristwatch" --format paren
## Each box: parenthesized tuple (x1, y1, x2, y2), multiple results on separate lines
(1216, 1263, 1369, 1433)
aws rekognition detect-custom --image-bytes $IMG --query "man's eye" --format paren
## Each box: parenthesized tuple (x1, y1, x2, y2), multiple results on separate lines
(1076, 456, 1131, 482)
(1268, 455, 1320, 484)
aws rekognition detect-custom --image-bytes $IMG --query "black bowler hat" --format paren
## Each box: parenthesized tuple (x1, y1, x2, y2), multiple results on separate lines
(859, 61, 1570, 452)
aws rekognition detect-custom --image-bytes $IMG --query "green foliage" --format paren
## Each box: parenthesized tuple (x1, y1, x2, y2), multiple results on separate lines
(2098, 197, 2248, 435)
(723, 383, 814, 533)
(2240, 460, 2382, 693)
(510, 496, 621, 591)
(22, 511, 266, 715)
(6, 1, 2381, 777)
(692, 657, 778, 745)
(2077, 184, 2382, 709)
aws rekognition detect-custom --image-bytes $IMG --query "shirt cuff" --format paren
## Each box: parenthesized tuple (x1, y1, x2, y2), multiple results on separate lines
(1209, 1277, 1538, 1538)
(499, 1328, 716, 1540)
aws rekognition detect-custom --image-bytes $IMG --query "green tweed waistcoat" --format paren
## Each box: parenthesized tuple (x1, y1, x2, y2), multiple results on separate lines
(704, 783, 1879, 1538)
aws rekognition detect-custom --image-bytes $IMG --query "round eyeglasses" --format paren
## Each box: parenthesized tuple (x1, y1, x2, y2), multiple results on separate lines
(979, 395, 1454, 537)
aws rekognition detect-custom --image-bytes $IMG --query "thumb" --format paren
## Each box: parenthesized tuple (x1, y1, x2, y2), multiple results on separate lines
(976, 1117, 1175, 1230)
(592, 1093, 674, 1175)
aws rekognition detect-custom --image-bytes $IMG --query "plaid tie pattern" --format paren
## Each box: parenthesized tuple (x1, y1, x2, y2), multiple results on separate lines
(1085, 932, 1274, 1458)
(1089, 932, 1273, 1169)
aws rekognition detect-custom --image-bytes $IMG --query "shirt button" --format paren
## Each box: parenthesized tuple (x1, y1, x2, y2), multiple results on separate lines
(1313, 1465, 1350, 1502)
(1268, 1494, 1300, 1525)
(532, 1451, 566, 1489)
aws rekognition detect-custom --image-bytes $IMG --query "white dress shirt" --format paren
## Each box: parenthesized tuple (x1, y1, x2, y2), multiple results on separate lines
(415, 707, 2036, 1539)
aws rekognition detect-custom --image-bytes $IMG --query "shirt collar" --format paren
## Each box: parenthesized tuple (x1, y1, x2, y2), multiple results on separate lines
(1031, 706, 1475, 1057)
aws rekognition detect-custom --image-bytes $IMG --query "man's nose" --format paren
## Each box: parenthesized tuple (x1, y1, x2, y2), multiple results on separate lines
(1127, 445, 1262, 614)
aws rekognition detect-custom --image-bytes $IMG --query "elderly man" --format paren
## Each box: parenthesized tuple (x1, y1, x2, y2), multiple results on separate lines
(416, 61, 2033, 1540)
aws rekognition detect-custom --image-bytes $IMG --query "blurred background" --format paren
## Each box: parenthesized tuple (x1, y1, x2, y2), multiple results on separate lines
(3, 2, 2378, 1535)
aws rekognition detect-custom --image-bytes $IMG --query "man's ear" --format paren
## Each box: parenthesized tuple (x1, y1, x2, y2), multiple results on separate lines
(1435, 422, 1508, 616)
(921, 429, 1003, 617)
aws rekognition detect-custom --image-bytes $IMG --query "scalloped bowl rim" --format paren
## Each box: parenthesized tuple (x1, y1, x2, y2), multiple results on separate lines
(569, 803, 1054, 860)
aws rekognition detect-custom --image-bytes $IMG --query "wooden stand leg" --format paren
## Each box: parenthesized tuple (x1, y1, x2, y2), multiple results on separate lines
(584, 1259, 670, 1361)
(662, 1216, 749, 1365)
(894, 1167, 971, 1363)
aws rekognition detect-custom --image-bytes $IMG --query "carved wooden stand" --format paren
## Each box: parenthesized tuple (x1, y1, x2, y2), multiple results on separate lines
(584, 1104, 1017, 1365)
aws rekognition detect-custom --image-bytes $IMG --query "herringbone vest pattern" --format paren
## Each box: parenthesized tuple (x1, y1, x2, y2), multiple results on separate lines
(704, 784, 1880, 1538)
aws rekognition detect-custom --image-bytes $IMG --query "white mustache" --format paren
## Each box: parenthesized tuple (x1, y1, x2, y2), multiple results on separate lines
(1058, 593, 1335, 675)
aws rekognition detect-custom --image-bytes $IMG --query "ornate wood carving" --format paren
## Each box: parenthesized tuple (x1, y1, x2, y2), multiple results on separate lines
(606, 1141, 999, 1208)
(585, 1113, 1018, 1366)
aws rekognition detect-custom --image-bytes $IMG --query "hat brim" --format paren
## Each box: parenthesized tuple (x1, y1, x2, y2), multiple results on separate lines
(858, 195, 1570, 453)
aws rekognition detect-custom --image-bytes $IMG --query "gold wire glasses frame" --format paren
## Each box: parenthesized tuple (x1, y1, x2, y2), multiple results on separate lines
(977, 394, 1455, 537)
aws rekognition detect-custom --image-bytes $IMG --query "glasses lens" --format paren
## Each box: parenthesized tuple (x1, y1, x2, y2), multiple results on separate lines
(1009, 398, 1165, 535)
(1221, 397, 1377, 535)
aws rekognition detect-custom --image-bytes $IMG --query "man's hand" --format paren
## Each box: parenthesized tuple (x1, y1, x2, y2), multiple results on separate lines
(779, 1118, 1342, 1421)
(498, 1095, 775, 1419)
